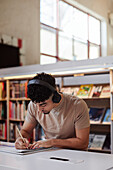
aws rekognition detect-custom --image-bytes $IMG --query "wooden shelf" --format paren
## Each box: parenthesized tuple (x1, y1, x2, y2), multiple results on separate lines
(9, 119, 24, 122)
(90, 122, 111, 125)
(10, 98, 30, 101)
(9, 139, 15, 142)
(0, 98, 7, 101)
(85, 98, 110, 108)
(0, 119, 6, 122)
(90, 123, 110, 134)
(82, 97, 110, 100)
(0, 138, 7, 141)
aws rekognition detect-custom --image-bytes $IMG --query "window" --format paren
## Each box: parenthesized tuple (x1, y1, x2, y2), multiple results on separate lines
(40, 25, 56, 56)
(40, 0, 101, 64)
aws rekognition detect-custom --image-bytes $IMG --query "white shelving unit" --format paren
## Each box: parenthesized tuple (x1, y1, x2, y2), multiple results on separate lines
(0, 55, 113, 153)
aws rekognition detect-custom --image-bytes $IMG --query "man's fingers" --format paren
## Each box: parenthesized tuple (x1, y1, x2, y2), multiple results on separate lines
(30, 142, 41, 149)
(32, 141, 47, 149)
(16, 143, 28, 149)
(15, 137, 29, 149)
(24, 138, 29, 144)
(31, 143, 39, 149)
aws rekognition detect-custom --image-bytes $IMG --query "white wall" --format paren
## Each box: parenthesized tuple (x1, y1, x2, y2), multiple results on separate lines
(0, 0, 40, 66)
(0, 0, 113, 66)
(67, 0, 112, 18)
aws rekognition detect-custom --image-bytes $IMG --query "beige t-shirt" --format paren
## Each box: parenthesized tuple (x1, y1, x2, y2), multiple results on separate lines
(25, 93, 90, 139)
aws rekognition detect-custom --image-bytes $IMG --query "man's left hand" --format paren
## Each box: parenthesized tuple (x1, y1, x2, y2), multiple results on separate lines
(29, 139, 54, 149)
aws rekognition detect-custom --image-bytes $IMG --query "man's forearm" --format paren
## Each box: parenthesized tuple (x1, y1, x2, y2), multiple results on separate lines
(19, 129, 31, 139)
(52, 138, 88, 150)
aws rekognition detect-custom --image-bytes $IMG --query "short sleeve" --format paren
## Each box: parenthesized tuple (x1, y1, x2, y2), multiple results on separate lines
(74, 99, 90, 129)
(25, 101, 38, 126)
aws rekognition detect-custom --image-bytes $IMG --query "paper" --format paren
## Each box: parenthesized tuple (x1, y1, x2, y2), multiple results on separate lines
(0, 142, 52, 155)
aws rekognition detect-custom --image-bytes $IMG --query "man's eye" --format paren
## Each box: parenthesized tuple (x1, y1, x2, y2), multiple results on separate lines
(42, 104, 46, 107)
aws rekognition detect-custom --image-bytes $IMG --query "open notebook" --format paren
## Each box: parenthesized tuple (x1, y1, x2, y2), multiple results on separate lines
(0, 142, 52, 155)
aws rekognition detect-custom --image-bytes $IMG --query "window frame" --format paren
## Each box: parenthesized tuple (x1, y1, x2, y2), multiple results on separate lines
(40, 0, 101, 63)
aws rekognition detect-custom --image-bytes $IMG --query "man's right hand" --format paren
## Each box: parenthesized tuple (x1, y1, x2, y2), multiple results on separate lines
(15, 137, 29, 149)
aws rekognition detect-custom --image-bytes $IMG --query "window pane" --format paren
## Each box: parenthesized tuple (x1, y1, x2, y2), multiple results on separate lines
(40, 0, 57, 27)
(72, 8, 88, 40)
(40, 55, 56, 65)
(89, 16, 100, 45)
(59, 1, 88, 40)
(59, 1, 73, 31)
(59, 31, 73, 60)
(40, 25, 56, 56)
(74, 40, 88, 60)
(89, 44, 100, 59)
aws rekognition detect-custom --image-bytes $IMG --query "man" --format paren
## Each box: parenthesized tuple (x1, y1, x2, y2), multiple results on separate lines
(15, 72, 90, 150)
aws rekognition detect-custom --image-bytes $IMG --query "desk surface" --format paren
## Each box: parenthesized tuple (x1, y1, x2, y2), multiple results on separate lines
(0, 149, 113, 170)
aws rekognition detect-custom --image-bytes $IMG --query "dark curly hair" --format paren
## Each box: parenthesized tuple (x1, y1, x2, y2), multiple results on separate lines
(27, 72, 56, 103)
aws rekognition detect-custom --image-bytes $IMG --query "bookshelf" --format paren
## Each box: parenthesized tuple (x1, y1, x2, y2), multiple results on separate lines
(59, 73, 112, 153)
(8, 79, 29, 142)
(0, 80, 7, 141)
(0, 55, 113, 153)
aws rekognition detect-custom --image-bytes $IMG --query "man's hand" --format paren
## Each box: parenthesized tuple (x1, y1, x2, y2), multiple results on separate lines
(15, 137, 29, 149)
(29, 139, 54, 149)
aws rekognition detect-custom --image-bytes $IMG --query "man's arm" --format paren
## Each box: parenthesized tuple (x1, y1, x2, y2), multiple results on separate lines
(20, 121, 36, 139)
(15, 120, 36, 149)
(30, 126, 90, 150)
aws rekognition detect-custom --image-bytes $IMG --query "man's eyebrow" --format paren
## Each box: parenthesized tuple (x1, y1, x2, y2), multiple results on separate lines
(39, 102, 47, 106)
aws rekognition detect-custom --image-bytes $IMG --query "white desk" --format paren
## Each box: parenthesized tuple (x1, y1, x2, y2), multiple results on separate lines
(0, 149, 113, 170)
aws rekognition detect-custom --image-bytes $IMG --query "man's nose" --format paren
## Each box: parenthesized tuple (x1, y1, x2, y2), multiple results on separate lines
(38, 105, 44, 111)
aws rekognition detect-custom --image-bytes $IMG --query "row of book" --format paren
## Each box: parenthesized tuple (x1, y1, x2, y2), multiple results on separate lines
(0, 82, 6, 99)
(9, 101, 27, 120)
(0, 102, 6, 119)
(9, 122, 43, 143)
(88, 134, 110, 151)
(33, 124, 45, 142)
(0, 82, 111, 99)
(61, 84, 110, 98)
(89, 107, 111, 124)
(0, 122, 7, 140)
(9, 122, 45, 142)
(10, 80, 28, 98)
(10, 122, 23, 141)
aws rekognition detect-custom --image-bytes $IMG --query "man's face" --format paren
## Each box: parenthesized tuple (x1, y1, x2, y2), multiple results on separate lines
(36, 96, 55, 114)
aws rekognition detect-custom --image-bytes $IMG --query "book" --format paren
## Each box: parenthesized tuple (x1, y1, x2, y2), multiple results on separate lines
(9, 123, 23, 140)
(90, 134, 106, 150)
(77, 84, 93, 98)
(92, 85, 102, 97)
(0, 122, 7, 140)
(88, 86, 96, 98)
(88, 134, 95, 148)
(103, 134, 111, 150)
(35, 124, 45, 141)
(100, 85, 110, 98)
(10, 80, 28, 98)
(0, 82, 6, 98)
(61, 87, 73, 95)
(20, 80, 28, 98)
(0, 102, 6, 119)
(61, 87, 80, 96)
(71, 87, 80, 96)
(89, 107, 105, 123)
(102, 108, 111, 124)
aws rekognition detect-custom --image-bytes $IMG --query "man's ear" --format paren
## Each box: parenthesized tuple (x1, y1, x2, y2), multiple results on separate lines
(52, 92, 61, 103)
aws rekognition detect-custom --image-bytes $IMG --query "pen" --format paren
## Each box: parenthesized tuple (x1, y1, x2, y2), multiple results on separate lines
(16, 126, 25, 143)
